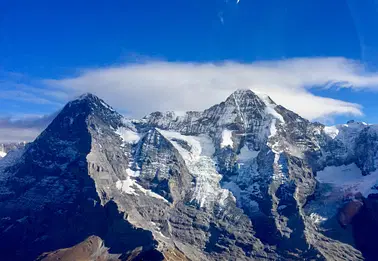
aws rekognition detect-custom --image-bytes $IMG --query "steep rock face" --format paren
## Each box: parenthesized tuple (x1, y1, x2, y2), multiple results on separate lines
(1, 90, 378, 260)
(143, 90, 378, 260)
(0, 94, 159, 261)
(132, 128, 192, 203)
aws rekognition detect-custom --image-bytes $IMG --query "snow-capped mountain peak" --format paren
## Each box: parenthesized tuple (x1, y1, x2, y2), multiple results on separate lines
(1, 91, 378, 261)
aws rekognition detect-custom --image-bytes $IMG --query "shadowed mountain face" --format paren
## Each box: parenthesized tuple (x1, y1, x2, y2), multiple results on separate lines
(0, 94, 158, 261)
(0, 90, 378, 260)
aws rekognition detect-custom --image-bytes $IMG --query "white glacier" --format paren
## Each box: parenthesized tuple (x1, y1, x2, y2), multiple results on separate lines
(221, 129, 233, 148)
(316, 163, 378, 197)
(116, 127, 140, 144)
(159, 129, 232, 208)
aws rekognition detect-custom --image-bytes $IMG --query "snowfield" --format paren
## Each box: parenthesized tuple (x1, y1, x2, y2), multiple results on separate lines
(159, 129, 233, 208)
(221, 129, 233, 148)
(316, 163, 378, 197)
(116, 127, 140, 144)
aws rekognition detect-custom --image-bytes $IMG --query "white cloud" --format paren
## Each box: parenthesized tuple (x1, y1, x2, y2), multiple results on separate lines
(0, 80, 67, 106)
(0, 128, 41, 143)
(0, 114, 55, 143)
(44, 57, 377, 121)
(4, 57, 378, 142)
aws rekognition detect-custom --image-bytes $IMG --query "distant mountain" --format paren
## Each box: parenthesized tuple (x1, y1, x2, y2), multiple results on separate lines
(0, 142, 26, 159)
(1, 90, 378, 260)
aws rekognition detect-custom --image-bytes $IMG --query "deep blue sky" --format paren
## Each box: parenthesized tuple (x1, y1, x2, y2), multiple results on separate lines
(1, 0, 378, 123)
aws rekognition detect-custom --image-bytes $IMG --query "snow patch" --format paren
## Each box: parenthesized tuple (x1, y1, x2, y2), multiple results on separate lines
(316, 163, 378, 197)
(324, 126, 339, 139)
(309, 213, 328, 225)
(238, 145, 259, 162)
(116, 176, 169, 203)
(269, 119, 277, 137)
(126, 168, 140, 177)
(116, 127, 140, 144)
(221, 129, 233, 148)
(0, 151, 6, 158)
(255, 92, 285, 122)
(272, 153, 287, 183)
(158, 129, 215, 159)
(116, 177, 136, 195)
(159, 129, 231, 208)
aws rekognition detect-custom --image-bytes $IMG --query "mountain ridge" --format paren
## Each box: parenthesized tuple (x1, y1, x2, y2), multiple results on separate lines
(0, 89, 377, 260)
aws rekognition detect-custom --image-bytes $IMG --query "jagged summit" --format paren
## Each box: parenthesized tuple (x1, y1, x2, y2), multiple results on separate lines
(226, 89, 276, 105)
(54, 92, 123, 130)
(70, 92, 114, 111)
(229, 88, 257, 97)
(143, 88, 284, 137)
(2, 91, 378, 261)
(224, 88, 278, 120)
(227, 88, 265, 100)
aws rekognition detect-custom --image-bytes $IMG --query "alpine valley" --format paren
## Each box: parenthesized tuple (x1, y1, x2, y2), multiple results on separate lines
(1, 90, 378, 261)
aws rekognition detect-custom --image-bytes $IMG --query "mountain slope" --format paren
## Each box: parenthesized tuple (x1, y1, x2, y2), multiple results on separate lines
(1, 90, 378, 260)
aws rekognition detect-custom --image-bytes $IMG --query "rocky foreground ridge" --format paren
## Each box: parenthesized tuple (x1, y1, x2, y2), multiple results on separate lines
(1, 90, 378, 260)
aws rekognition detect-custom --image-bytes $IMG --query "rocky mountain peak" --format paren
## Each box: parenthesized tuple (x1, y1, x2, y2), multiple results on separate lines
(68, 93, 115, 114)
(221, 89, 283, 124)
(3, 91, 378, 261)
(226, 89, 268, 105)
(53, 93, 123, 131)
(224, 89, 266, 113)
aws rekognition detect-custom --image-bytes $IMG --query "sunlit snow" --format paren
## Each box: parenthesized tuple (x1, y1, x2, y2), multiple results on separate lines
(116, 176, 169, 203)
(159, 129, 232, 208)
(116, 176, 136, 194)
(126, 168, 140, 177)
(323, 126, 339, 139)
(221, 129, 233, 148)
(255, 92, 285, 122)
(309, 213, 328, 225)
(269, 119, 277, 137)
(116, 127, 140, 144)
(316, 163, 378, 197)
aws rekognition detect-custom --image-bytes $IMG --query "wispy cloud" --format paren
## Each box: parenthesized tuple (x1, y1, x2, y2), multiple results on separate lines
(45, 57, 378, 120)
(0, 72, 68, 106)
(3, 57, 378, 143)
(0, 114, 56, 143)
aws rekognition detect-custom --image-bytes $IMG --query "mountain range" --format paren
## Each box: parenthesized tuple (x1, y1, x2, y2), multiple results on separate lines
(1, 90, 378, 261)
(0, 142, 26, 159)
